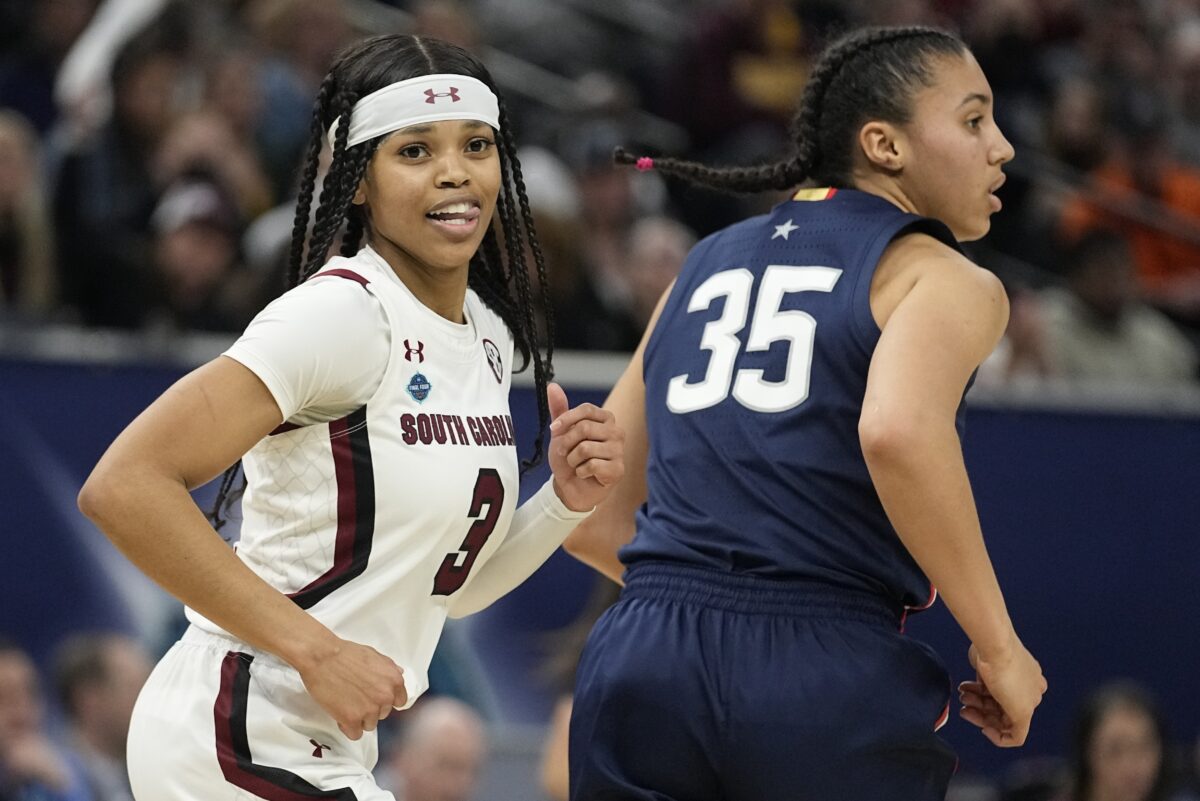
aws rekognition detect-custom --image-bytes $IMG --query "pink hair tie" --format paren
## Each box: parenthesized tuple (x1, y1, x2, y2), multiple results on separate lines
(635, 156, 655, 172)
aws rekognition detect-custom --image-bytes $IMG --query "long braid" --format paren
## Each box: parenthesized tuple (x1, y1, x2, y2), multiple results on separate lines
(302, 142, 372, 281)
(288, 73, 338, 289)
(501, 99, 556, 376)
(615, 26, 964, 193)
(302, 88, 359, 280)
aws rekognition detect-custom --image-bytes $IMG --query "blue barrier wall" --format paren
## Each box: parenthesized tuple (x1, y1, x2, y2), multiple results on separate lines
(1, 352, 1197, 779)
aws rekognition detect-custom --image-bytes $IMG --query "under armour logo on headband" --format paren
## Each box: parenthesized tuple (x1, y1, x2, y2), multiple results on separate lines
(425, 87, 461, 104)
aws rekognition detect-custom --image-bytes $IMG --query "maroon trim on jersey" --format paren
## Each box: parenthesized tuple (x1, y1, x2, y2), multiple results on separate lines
(214, 651, 358, 800)
(287, 407, 376, 610)
(269, 421, 304, 436)
(315, 268, 370, 288)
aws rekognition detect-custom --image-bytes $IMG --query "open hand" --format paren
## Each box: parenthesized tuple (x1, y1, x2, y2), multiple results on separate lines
(546, 382, 624, 512)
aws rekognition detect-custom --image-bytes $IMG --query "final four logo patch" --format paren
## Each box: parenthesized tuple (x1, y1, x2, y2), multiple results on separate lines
(482, 338, 503, 384)
(406, 372, 432, 402)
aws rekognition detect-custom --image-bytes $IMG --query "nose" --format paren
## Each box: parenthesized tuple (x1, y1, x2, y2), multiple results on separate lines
(434, 151, 470, 188)
(992, 125, 1015, 165)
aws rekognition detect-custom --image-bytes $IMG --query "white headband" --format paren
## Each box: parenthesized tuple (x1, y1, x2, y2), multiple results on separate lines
(326, 73, 501, 148)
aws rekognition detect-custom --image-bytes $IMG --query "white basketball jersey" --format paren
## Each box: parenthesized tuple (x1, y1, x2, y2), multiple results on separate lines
(188, 247, 520, 705)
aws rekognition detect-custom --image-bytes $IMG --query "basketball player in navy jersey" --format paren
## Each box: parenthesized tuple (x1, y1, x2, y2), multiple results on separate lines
(563, 26, 1047, 801)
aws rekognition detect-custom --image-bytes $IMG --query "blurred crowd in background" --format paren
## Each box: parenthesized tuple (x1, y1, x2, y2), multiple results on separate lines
(0, 0, 1198, 387)
(3, 1, 1200, 800)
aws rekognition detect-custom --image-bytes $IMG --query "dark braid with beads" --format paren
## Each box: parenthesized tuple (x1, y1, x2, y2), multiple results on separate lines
(209, 34, 556, 531)
(615, 26, 967, 192)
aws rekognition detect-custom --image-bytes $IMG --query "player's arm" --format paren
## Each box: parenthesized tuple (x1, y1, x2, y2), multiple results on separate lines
(859, 248, 1045, 747)
(77, 357, 406, 739)
(561, 283, 671, 584)
(447, 382, 625, 618)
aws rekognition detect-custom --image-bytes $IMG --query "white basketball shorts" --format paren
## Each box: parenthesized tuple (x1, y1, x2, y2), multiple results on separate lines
(127, 626, 394, 800)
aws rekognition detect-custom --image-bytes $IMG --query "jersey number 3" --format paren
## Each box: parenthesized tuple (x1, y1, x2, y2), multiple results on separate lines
(431, 468, 505, 596)
(667, 265, 842, 414)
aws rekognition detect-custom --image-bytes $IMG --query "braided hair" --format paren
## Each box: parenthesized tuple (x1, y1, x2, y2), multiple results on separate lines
(615, 26, 967, 193)
(210, 35, 555, 533)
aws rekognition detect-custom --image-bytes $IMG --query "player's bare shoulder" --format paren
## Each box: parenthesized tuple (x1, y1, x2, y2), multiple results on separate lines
(872, 231, 1008, 334)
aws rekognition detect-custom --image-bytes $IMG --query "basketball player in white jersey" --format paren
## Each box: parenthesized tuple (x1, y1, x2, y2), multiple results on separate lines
(78, 34, 624, 801)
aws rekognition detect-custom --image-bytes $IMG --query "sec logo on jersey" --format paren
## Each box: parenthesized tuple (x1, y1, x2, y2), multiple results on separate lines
(482, 339, 502, 383)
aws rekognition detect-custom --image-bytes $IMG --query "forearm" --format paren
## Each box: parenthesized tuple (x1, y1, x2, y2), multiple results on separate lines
(448, 479, 592, 618)
(562, 508, 633, 585)
(79, 468, 337, 669)
(864, 424, 1015, 657)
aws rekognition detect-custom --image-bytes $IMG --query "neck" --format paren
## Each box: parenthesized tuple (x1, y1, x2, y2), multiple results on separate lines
(849, 171, 921, 217)
(367, 234, 469, 324)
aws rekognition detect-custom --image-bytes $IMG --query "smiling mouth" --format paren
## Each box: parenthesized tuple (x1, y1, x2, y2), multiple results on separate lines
(426, 201, 481, 226)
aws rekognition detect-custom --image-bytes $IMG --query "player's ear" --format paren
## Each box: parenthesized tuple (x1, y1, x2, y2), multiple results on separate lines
(858, 121, 906, 173)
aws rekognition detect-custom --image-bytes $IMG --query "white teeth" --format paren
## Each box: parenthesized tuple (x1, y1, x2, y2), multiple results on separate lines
(432, 201, 471, 215)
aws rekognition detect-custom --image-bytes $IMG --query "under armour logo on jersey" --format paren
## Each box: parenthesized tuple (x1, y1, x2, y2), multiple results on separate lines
(405, 339, 425, 363)
(482, 338, 503, 383)
(310, 739, 331, 758)
(424, 87, 460, 104)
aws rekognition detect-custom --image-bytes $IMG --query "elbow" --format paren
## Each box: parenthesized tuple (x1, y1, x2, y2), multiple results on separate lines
(78, 463, 133, 529)
(858, 409, 934, 466)
(77, 470, 112, 524)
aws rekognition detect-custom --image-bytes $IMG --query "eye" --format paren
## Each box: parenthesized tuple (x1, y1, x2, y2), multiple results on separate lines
(398, 143, 429, 159)
(466, 137, 495, 154)
(966, 116, 983, 130)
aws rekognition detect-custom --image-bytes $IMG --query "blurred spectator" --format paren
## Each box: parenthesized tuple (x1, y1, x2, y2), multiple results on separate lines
(1043, 78, 1107, 174)
(52, 634, 150, 801)
(1038, 231, 1197, 385)
(560, 122, 653, 351)
(975, 286, 1055, 389)
(411, 0, 482, 53)
(0, 638, 92, 801)
(663, 0, 807, 156)
(1059, 101, 1200, 323)
(53, 25, 184, 328)
(52, 0, 171, 144)
(381, 697, 487, 801)
(1059, 681, 1193, 801)
(623, 216, 694, 329)
(147, 177, 256, 333)
(0, 0, 99, 135)
(154, 110, 273, 220)
(244, 0, 352, 197)
(0, 111, 57, 318)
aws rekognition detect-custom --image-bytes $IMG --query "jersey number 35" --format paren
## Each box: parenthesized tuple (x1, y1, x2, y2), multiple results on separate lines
(667, 265, 843, 414)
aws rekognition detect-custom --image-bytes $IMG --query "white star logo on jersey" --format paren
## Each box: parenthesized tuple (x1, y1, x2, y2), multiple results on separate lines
(772, 219, 799, 240)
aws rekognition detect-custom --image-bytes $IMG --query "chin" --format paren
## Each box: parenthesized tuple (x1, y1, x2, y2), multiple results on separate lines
(952, 217, 991, 243)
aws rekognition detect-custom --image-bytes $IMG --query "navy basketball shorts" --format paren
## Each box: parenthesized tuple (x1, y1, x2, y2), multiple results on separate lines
(569, 562, 956, 801)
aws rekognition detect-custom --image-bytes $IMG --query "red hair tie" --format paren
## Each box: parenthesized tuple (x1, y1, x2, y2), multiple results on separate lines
(635, 156, 655, 172)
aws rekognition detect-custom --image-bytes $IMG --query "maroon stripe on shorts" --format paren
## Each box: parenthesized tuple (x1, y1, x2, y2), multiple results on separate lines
(214, 651, 357, 800)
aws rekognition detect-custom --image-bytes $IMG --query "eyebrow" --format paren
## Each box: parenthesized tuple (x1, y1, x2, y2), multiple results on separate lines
(957, 92, 991, 109)
(395, 121, 490, 135)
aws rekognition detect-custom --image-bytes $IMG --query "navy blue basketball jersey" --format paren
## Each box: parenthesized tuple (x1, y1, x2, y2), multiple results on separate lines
(621, 188, 963, 610)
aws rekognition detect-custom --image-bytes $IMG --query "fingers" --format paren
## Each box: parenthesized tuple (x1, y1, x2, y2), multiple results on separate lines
(547, 382, 569, 425)
(549, 402, 613, 438)
(338, 721, 363, 741)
